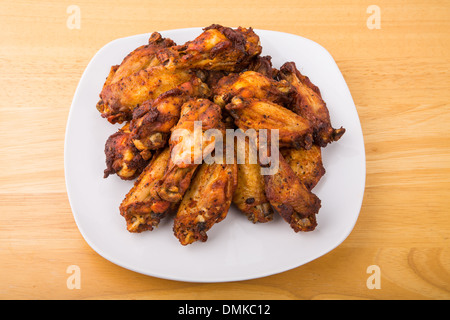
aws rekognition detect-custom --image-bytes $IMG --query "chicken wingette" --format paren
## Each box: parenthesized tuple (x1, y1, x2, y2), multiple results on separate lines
(213, 70, 293, 107)
(102, 32, 176, 89)
(119, 148, 178, 232)
(97, 33, 178, 124)
(279, 61, 345, 147)
(264, 153, 321, 232)
(280, 145, 325, 191)
(129, 77, 211, 153)
(247, 55, 278, 79)
(158, 98, 224, 202)
(173, 160, 237, 245)
(226, 96, 314, 149)
(98, 66, 195, 124)
(232, 136, 273, 223)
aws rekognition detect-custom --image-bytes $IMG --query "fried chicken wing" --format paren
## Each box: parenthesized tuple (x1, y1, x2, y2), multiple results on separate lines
(166, 24, 262, 72)
(119, 148, 178, 232)
(280, 145, 325, 191)
(97, 33, 178, 124)
(103, 123, 149, 180)
(158, 98, 224, 202)
(264, 153, 321, 232)
(226, 96, 313, 149)
(213, 70, 293, 107)
(279, 61, 345, 147)
(129, 77, 211, 152)
(232, 136, 273, 223)
(98, 65, 194, 124)
(173, 160, 237, 245)
(96, 25, 344, 243)
(104, 32, 176, 88)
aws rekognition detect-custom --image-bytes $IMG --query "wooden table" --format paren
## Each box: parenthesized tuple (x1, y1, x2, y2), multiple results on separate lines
(1, 0, 449, 300)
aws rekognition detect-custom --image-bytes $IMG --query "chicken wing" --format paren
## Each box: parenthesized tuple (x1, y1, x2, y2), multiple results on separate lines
(280, 145, 325, 191)
(264, 153, 321, 232)
(279, 61, 345, 147)
(119, 148, 178, 232)
(213, 70, 293, 107)
(226, 96, 313, 149)
(97, 66, 195, 124)
(232, 136, 273, 223)
(97, 33, 178, 124)
(158, 98, 224, 202)
(129, 77, 211, 152)
(103, 122, 149, 180)
(103, 32, 176, 88)
(165, 24, 262, 72)
(173, 160, 237, 245)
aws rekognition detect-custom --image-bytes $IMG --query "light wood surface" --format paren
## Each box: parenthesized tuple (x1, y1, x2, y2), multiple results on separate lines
(1, 0, 449, 300)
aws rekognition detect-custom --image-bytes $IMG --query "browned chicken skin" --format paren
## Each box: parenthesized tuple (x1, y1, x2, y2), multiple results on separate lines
(264, 153, 321, 232)
(97, 33, 178, 124)
(99, 66, 194, 124)
(173, 160, 237, 245)
(105, 32, 176, 87)
(246, 55, 278, 79)
(165, 24, 262, 72)
(232, 136, 273, 223)
(129, 77, 211, 152)
(103, 122, 149, 180)
(281, 145, 325, 191)
(158, 98, 224, 202)
(119, 148, 178, 232)
(279, 61, 345, 147)
(226, 96, 314, 149)
(213, 70, 293, 107)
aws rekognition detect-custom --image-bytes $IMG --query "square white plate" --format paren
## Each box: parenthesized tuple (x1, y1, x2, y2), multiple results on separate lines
(64, 28, 366, 282)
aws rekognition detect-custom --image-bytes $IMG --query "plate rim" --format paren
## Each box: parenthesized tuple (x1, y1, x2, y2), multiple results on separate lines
(64, 27, 366, 283)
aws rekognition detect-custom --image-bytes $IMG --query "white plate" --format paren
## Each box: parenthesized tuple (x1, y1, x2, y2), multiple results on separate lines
(64, 28, 366, 282)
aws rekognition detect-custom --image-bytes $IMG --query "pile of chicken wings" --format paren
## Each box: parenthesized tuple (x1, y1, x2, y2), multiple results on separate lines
(97, 24, 345, 245)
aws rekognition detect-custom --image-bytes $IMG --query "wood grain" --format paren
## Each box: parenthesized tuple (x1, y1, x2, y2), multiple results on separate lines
(0, 0, 449, 300)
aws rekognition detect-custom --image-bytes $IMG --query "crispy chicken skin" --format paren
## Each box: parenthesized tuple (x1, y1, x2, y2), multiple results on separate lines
(264, 153, 321, 232)
(129, 77, 211, 152)
(226, 96, 314, 149)
(247, 55, 279, 79)
(232, 137, 273, 223)
(103, 122, 149, 180)
(97, 33, 178, 124)
(173, 160, 237, 245)
(119, 148, 178, 232)
(166, 24, 262, 72)
(98, 66, 194, 124)
(104, 32, 176, 88)
(281, 145, 325, 191)
(213, 70, 293, 107)
(158, 98, 224, 202)
(279, 61, 345, 147)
